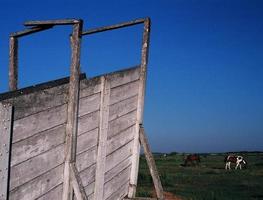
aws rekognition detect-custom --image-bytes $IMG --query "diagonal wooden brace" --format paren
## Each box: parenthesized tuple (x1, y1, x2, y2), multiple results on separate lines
(139, 125, 164, 200)
(70, 163, 88, 200)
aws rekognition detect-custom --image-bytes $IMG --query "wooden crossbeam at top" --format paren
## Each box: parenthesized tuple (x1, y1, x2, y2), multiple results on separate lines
(82, 18, 148, 35)
(24, 19, 81, 26)
(10, 25, 53, 37)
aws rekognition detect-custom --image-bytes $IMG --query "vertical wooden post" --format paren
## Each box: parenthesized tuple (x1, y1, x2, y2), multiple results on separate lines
(0, 103, 13, 200)
(94, 76, 110, 200)
(62, 20, 83, 200)
(9, 37, 18, 91)
(139, 126, 164, 200)
(128, 18, 151, 198)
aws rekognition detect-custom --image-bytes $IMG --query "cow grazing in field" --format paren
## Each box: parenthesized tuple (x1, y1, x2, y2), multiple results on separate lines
(225, 155, 247, 170)
(183, 154, 201, 166)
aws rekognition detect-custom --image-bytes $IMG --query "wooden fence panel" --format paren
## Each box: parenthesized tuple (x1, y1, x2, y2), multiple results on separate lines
(104, 165, 131, 199)
(9, 165, 64, 200)
(11, 124, 65, 167)
(36, 184, 63, 200)
(0, 66, 143, 200)
(10, 144, 65, 190)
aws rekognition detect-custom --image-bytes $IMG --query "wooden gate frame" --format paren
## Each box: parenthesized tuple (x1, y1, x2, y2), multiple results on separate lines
(4, 18, 164, 200)
(8, 19, 84, 200)
(81, 18, 163, 200)
(81, 18, 164, 200)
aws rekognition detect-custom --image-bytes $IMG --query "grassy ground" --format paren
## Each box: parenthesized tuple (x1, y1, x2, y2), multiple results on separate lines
(136, 152, 263, 200)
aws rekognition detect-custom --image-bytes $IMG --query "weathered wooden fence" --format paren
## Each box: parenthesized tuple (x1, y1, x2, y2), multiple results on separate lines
(0, 18, 163, 200)
(1, 66, 141, 200)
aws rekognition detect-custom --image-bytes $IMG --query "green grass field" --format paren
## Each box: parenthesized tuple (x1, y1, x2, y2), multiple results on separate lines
(136, 152, 263, 200)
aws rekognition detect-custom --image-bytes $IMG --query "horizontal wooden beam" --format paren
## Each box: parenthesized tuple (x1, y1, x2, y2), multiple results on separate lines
(10, 25, 53, 37)
(24, 19, 81, 26)
(82, 18, 148, 36)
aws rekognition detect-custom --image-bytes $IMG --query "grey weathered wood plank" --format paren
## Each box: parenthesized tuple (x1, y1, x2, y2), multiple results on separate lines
(77, 111, 100, 136)
(76, 146, 97, 172)
(94, 77, 110, 200)
(10, 78, 100, 120)
(105, 140, 133, 173)
(12, 97, 99, 144)
(106, 181, 129, 200)
(109, 95, 138, 122)
(76, 128, 98, 155)
(104, 166, 131, 199)
(79, 77, 101, 98)
(104, 156, 132, 184)
(78, 93, 100, 117)
(107, 67, 140, 89)
(10, 144, 64, 190)
(84, 182, 95, 197)
(36, 184, 63, 200)
(12, 80, 100, 121)
(108, 110, 137, 139)
(106, 125, 135, 155)
(9, 164, 64, 200)
(13, 104, 67, 143)
(11, 84, 69, 120)
(0, 103, 13, 200)
(110, 80, 139, 105)
(79, 164, 96, 187)
(11, 124, 65, 166)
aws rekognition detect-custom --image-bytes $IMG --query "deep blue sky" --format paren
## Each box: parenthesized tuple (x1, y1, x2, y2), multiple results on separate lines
(0, 0, 263, 153)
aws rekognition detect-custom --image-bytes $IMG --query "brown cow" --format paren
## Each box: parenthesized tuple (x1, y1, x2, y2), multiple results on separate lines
(183, 154, 201, 166)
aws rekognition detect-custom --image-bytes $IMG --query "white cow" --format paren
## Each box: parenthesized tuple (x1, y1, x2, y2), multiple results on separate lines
(225, 155, 247, 170)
